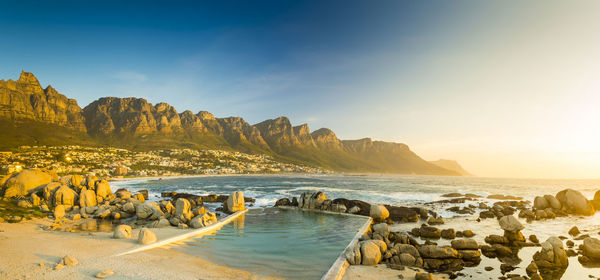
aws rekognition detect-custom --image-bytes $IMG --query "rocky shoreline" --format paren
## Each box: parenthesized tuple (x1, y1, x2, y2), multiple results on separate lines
(3, 169, 600, 279)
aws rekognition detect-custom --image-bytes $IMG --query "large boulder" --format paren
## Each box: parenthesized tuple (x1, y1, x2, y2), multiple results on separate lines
(113, 225, 132, 239)
(70, 175, 83, 188)
(533, 236, 568, 268)
(345, 245, 362, 265)
(298, 191, 327, 210)
(85, 175, 98, 189)
(370, 205, 389, 221)
(225, 191, 245, 213)
(136, 203, 164, 220)
(360, 240, 383, 265)
(499, 215, 524, 232)
(175, 198, 191, 216)
(544, 195, 561, 209)
(54, 205, 66, 219)
(533, 196, 549, 210)
(556, 189, 595, 215)
(95, 180, 112, 199)
(190, 212, 217, 228)
(138, 228, 157, 244)
(43, 182, 62, 204)
(79, 189, 97, 208)
(583, 237, 600, 260)
(2, 169, 52, 198)
(54, 186, 77, 206)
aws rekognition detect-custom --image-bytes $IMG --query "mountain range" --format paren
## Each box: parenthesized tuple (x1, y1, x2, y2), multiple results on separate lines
(0, 70, 468, 176)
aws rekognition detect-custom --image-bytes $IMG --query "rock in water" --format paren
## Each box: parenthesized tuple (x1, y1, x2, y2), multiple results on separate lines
(225, 191, 245, 213)
(2, 169, 52, 198)
(568, 226, 580, 236)
(415, 272, 434, 280)
(138, 228, 157, 244)
(499, 215, 524, 232)
(113, 225, 132, 239)
(583, 237, 600, 260)
(556, 188, 595, 216)
(544, 195, 561, 209)
(533, 236, 568, 268)
(533, 196, 549, 210)
(451, 239, 479, 250)
(190, 212, 217, 228)
(370, 205, 389, 221)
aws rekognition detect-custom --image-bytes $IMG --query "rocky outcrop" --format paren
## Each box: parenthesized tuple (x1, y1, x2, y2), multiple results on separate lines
(311, 128, 343, 150)
(0, 71, 86, 131)
(224, 191, 245, 213)
(1, 169, 53, 198)
(556, 189, 595, 216)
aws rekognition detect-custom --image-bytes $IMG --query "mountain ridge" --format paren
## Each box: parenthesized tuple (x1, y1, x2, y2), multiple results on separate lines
(0, 71, 464, 176)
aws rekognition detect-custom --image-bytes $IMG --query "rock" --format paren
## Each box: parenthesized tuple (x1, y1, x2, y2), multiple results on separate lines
(70, 175, 83, 188)
(30, 193, 40, 206)
(360, 240, 383, 265)
(224, 191, 245, 213)
(115, 188, 131, 199)
(95, 180, 112, 199)
(499, 215, 524, 232)
(441, 228, 456, 239)
(72, 213, 81, 221)
(54, 185, 77, 206)
(533, 236, 568, 268)
(138, 228, 157, 244)
(530, 235, 540, 244)
(54, 205, 65, 219)
(419, 226, 441, 239)
(544, 195, 561, 209)
(97, 209, 111, 219)
(190, 212, 217, 228)
(398, 253, 416, 266)
(79, 189, 98, 208)
(43, 182, 61, 203)
(418, 245, 459, 259)
(136, 203, 163, 220)
(451, 239, 479, 250)
(122, 202, 135, 214)
(415, 272, 434, 280)
(95, 270, 115, 279)
(151, 218, 171, 228)
(492, 244, 513, 257)
(133, 193, 145, 203)
(463, 230, 475, 238)
(62, 255, 78, 266)
(568, 226, 580, 236)
(85, 175, 99, 188)
(556, 188, 595, 215)
(175, 198, 191, 216)
(534, 196, 549, 209)
(372, 223, 390, 237)
(348, 206, 360, 214)
(331, 203, 347, 213)
(17, 200, 31, 208)
(345, 245, 362, 265)
(298, 191, 327, 209)
(275, 198, 291, 206)
(583, 237, 600, 260)
(40, 204, 49, 212)
(369, 205, 389, 221)
(113, 225, 132, 239)
(427, 217, 444, 225)
(2, 169, 52, 198)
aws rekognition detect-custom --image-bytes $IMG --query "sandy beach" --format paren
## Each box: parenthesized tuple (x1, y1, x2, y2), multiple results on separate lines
(0, 218, 280, 280)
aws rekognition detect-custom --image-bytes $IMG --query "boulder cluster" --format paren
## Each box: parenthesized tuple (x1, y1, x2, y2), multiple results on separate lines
(346, 221, 482, 275)
(0, 169, 249, 232)
(519, 189, 596, 222)
(275, 191, 433, 223)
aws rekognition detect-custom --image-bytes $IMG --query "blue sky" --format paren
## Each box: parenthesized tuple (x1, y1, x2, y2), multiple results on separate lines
(1, 1, 600, 178)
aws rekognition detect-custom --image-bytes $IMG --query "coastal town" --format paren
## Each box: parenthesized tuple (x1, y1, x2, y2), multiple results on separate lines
(0, 145, 329, 177)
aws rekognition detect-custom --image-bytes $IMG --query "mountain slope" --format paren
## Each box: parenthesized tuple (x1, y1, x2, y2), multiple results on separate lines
(429, 159, 472, 176)
(0, 71, 462, 176)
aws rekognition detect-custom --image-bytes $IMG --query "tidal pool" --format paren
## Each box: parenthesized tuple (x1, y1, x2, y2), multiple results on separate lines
(174, 207, 369, 280)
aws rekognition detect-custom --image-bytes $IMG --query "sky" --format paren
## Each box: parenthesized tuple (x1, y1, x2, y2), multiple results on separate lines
(1, 0, 599, 179)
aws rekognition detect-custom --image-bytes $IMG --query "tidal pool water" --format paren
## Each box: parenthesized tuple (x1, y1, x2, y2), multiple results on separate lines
(172, 207, 369, 280)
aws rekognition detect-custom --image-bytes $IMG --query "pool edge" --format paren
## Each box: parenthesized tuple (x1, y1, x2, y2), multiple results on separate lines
(114, 209, 249, 257)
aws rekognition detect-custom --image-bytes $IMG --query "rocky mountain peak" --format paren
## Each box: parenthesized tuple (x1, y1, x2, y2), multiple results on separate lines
(17, 70, 44, 94)
(311, 128, 342, 149)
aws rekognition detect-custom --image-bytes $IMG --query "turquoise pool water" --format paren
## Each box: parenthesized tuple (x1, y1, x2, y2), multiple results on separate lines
(173, 207, 369, 280)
